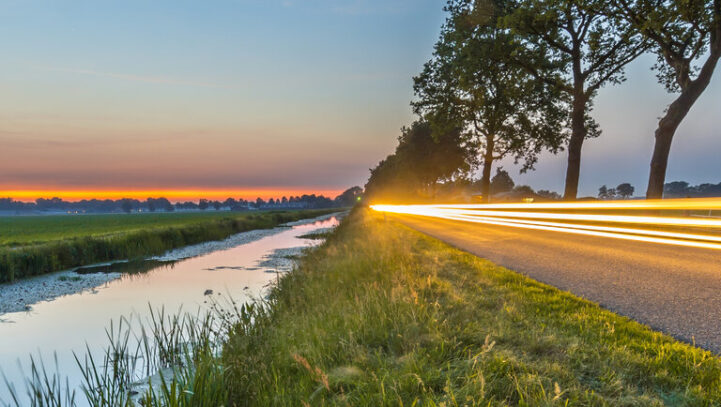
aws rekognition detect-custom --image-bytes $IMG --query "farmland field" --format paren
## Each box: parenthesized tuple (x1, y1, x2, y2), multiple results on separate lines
(0, 211, 282, 247)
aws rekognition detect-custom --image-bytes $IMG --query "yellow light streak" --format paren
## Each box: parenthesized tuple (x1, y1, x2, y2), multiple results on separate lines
(411, 197, 721, 210)
(441, 212, 721, 244)
(437, 213, 721, 251)
(438, 208, 721, 228)
(370, 202, 721, 251)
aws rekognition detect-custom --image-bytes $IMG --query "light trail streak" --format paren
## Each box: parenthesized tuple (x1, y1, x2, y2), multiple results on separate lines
(443, 213, 721, 246)
(370, 202, 721, 251)
(403, 197, 721, 210)
(438, 213, 721, 251)
(428, 208, 721, 228)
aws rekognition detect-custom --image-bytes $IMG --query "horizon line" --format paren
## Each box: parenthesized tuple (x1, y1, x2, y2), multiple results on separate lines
(0, 188, 348, 203)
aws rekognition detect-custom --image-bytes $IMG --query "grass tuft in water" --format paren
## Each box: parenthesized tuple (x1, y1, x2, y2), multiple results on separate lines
(2, 303, 243, 407)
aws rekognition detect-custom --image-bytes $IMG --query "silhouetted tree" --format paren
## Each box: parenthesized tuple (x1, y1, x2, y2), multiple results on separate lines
(0, 193, 349, 214)
(415, 0, 567, 203)
(663, 181, 721, 198)
(121, 199, 133, 213)
(598, 185, 617, 200)
(0, 198, 31, 211)
(162, 198, 174, 211)
(598, 185, 609, 199)
(512, 185, 535, 196)
(537, 189, 562, 200)
(616, 183, 635, 199)
(146, 198, 157, 212)
(610, 0, 720, 198)
(198, 199, 209, 210)
(504, 0, 648, 200)
(175, 201, 199, 210)
(365, 121, 475, 202)
(335, 186, 363, 207)
(664, 181, 691, 197)
(224, 198, 237, 208)
(490, 168, 515, 194)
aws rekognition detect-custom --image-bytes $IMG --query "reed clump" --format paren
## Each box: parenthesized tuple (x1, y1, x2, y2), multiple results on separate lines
(3, 304, 240, 406)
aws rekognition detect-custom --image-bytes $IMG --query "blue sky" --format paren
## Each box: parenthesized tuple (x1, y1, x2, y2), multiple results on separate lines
(0, 0, 719, 197)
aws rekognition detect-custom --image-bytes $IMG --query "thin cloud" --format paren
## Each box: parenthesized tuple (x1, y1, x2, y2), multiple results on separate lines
(42, 67, 227, 88)
(331, 0, 410, 15)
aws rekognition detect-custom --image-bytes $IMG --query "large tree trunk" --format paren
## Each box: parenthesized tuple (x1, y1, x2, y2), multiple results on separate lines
(645, 101, 689, 199)
(646, 44, 721, 199)
(479, 134, 495, 203)
(563, 95, 587, 201)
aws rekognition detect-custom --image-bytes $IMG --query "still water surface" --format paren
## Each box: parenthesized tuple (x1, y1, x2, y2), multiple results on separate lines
(0, 215, 339, 403)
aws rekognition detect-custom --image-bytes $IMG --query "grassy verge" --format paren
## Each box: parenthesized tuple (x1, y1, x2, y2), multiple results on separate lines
(12, 208, 721, 405)
(0, 209, 336, 283)
(221, 208, 721, 405)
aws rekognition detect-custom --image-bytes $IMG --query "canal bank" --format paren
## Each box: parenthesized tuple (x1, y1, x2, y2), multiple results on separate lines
(0, 213, 342, 403)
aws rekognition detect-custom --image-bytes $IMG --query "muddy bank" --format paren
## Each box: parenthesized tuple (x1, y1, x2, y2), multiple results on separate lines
(152, 212, 342, 262)
(0, 269, 121, 315)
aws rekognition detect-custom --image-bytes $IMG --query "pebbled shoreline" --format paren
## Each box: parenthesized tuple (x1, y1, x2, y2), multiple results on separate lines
(0, 269, 122, 316)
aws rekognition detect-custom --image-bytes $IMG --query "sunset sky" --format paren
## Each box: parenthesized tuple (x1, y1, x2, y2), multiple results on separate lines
(1, 0, 719, 201)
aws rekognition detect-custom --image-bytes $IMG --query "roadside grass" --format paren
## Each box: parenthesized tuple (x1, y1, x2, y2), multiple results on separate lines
(10, 207, 721, 406)
(222, 208, 721, 406)
(0, 209, 336, 283)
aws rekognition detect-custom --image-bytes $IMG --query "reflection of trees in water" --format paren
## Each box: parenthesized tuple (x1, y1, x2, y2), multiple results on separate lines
(74, 259, 177, 279)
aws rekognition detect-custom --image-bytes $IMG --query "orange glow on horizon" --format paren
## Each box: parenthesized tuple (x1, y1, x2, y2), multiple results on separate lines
(0, 188, 345, 202)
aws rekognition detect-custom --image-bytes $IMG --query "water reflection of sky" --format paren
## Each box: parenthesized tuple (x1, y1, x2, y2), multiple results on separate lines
(0, 216, 338, 403)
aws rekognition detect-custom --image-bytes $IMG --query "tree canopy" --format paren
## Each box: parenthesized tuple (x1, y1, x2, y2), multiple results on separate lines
(503, 0, 648, 199)
(335, 186, 364, 207)
(490, 167, 516, 194)
(414, 0, 567, 202)
(611, 0, 720, 198)
(364, 0, 719, 203)
(365, 121, 475, 202)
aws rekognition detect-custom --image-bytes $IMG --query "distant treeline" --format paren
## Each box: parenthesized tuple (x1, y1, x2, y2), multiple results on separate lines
(0, 187, 363, 214)
(663, 181, 721, 198)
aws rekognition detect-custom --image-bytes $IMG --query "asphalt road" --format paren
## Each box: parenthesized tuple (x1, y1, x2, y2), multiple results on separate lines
(394, 214, 721, 352)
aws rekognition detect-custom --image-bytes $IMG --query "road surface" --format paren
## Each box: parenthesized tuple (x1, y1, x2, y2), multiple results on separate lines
(394, 214, 721, 352)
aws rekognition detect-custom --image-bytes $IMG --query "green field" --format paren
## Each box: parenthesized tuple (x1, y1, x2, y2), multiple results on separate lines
(0, 211, 270, 247)
(0, 209, 336, 283)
